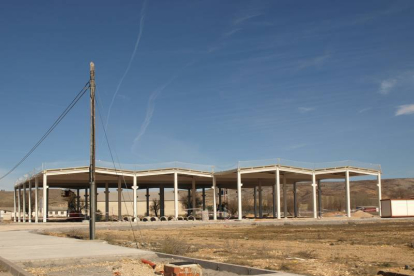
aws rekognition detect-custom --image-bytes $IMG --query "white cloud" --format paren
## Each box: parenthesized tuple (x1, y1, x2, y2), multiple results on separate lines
(395, 104, 414, 116)
(378, 71, 414, 95)
(358, 107, 372, 114)
(379, 79, 397, 95)
(298, 107, 315, 113)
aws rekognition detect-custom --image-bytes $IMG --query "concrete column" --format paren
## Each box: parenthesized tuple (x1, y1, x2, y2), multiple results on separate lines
(318, 180, 322, 218)
(46, 187, 49, 219)
(187, 189, 191, 216)
(174, 172, 178, 219)
(212, 176, 217, 220)
(84, 188, 89, 217)
(293, 182, 298, 218)
(258, 180, 263, 218)
(104, 184, 109, 221)
(202, 188, 206, 211)
(377, 173, 382, 217)
(23, 183, 26, 223)
(160, 185, 165, 217)
(132, 176, 138, 221)
(117, 177, 122, 221)
(76, 189, 80, 212)
(276, 168, 281, 219)
(192, 178, 196, 215)
(237, 170, 242, 220)
(345, 171, 351, 218)
(312, 173, 317, 219)
(35, 178, 38, 223)
(272, 184, 276, 218)
(43, 174, 48, 223)
(283, 175, 287, 219)
(13, 188, 17, 222)
(146, 187, 150, 216)
(253, 186, 257, 218)
(28, 180, 32, 223)
(18, 186, 21, 223)
(218, 188, 222, 214)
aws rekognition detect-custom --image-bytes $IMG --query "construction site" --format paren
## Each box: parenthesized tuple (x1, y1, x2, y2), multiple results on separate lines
(1, 2, 414, 275)
(11, 159, 383, 223)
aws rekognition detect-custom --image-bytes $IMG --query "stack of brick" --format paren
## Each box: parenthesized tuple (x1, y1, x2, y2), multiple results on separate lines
(164, 262, 203, 276)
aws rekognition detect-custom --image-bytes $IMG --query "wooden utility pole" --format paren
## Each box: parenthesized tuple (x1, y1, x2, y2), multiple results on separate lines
(89, 62, 96, 240)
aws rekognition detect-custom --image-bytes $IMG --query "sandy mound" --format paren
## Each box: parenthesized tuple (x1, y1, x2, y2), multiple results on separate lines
(352, 210, 374, 218)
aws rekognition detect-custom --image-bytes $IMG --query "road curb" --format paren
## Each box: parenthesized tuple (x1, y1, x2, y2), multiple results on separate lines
(155, 252, 300, 275)
(0, 256, 32, 276)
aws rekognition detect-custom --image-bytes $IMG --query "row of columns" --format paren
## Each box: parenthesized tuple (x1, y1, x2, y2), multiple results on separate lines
(110, 173, 210, 221)
(240, 170, 382, 220)
(13, 170, 382, 223)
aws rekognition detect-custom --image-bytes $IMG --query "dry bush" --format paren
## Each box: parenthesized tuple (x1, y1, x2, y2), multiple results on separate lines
(279, 262, 291, 271)
(66, 229, 87, 239)
(295, 250, 317, 259)
(159, 235, 191, 255)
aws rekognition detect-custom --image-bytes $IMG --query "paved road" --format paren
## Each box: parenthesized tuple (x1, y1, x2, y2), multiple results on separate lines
(0, 231, 150, 261)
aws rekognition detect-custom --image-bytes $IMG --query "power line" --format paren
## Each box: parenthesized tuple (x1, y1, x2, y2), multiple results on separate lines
(95, 87, 142, 249)
(0, 82, 90, 181)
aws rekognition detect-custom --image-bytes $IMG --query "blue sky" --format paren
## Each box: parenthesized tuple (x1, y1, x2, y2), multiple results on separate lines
(0, 1, 414, 188)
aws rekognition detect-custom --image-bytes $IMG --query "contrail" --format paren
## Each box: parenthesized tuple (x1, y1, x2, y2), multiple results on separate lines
(131, 60, 197, 151)
(132, 77, 176, 148)
(106, 0, 147, 129)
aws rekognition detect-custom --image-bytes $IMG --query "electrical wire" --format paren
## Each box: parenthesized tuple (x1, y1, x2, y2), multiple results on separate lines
(0, 82, 90, 181)
(95, 87, 142, 249)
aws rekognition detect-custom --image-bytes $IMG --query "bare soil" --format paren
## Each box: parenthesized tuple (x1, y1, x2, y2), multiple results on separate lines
(45, 220, 414, 276)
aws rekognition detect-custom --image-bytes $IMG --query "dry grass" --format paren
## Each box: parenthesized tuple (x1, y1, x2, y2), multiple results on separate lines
(45, 220, 414, 276)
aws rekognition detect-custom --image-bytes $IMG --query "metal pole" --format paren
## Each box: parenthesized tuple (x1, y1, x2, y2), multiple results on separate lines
(89, 62, 96, 240)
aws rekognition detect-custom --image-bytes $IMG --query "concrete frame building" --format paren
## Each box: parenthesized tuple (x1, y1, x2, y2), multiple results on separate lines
(12, 159, 382, 223)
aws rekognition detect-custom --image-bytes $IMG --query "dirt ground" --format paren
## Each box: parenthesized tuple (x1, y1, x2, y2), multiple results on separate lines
(22, 257, 241, 276)
(45, 220, 414, 276)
